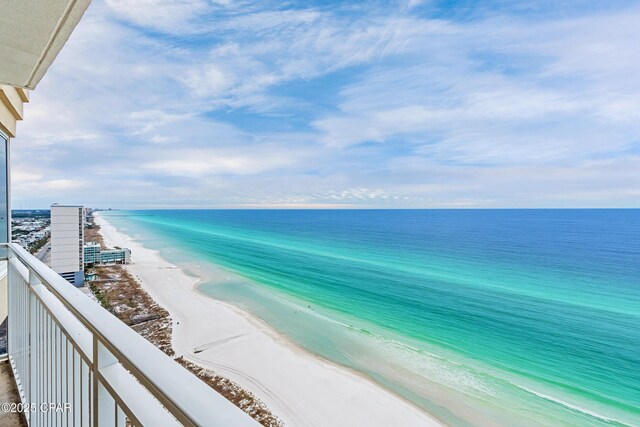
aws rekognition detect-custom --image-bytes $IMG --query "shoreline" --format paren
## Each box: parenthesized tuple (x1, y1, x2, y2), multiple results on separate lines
(94, 213, 444, 427)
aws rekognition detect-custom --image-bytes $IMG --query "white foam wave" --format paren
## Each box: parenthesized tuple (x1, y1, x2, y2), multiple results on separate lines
(514, 384, 635, 426)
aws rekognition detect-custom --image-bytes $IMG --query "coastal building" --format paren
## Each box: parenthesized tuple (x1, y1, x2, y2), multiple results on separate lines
(84, 241, 131, 265)
(84, 241, 100, 264)
(100, 247, 131, 264)
(50, 204, 85, 285)
(0, 2, 256, 425)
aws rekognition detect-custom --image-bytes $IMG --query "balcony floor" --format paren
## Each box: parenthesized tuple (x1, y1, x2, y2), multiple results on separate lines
(0, 360, 26, 426)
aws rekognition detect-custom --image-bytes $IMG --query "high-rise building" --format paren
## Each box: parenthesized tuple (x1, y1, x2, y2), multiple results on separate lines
(50, 204, 84, 286)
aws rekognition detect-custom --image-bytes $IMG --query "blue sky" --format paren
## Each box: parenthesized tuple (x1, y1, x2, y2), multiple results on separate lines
(12, 0, 640, 209)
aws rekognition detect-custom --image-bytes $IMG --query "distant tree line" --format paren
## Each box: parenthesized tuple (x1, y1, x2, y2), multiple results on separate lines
(12, 210, 50, 219)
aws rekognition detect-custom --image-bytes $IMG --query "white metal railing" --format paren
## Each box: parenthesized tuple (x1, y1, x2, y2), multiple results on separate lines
(3, 243, 258, 426)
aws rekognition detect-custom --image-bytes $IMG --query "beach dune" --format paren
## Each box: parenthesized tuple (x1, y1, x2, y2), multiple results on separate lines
(95, 214, 442, 427)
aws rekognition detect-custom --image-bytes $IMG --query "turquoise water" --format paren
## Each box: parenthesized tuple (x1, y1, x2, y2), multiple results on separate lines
(101, 209, 640, 426)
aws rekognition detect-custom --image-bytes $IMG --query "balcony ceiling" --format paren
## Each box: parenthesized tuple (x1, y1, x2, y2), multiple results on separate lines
(0, 0, 92, 90)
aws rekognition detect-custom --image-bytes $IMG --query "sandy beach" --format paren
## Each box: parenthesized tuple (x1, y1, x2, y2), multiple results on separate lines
(95, 214, 443, 427)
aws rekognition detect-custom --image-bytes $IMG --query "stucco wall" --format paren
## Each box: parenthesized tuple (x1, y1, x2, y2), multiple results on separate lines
(0, 85, 28, 138)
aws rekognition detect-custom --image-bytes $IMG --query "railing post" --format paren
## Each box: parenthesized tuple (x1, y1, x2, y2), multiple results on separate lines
(29, 288, 38, 426)
(93, 336, 118, 426)
(28, 269, 39, 426)
(6, 254, 13, 362)
(93, 335, 98, 426)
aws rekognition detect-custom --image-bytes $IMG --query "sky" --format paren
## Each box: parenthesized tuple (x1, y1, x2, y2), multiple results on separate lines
(11, 0, 640, 209)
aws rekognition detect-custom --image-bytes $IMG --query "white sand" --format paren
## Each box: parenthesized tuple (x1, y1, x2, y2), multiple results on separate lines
(95, 214, 443, 427)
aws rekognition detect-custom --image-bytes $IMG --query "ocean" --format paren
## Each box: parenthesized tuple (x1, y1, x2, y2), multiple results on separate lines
(101, 209, 640, 427)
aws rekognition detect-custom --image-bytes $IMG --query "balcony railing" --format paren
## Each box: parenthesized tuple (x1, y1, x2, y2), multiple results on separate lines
(2, 243, 257, 426)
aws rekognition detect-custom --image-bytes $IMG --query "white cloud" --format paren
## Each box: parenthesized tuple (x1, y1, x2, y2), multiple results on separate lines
(219, 10, 322, 32)
(10, 0, 640, 208)
(105, 0, 210, 32)
(312, 7, 640, 170)
(142, 147, 301, 177)
(12, 169, 88, 194)
(180, 14, 426, 111)
(183, 62, 238, 99)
